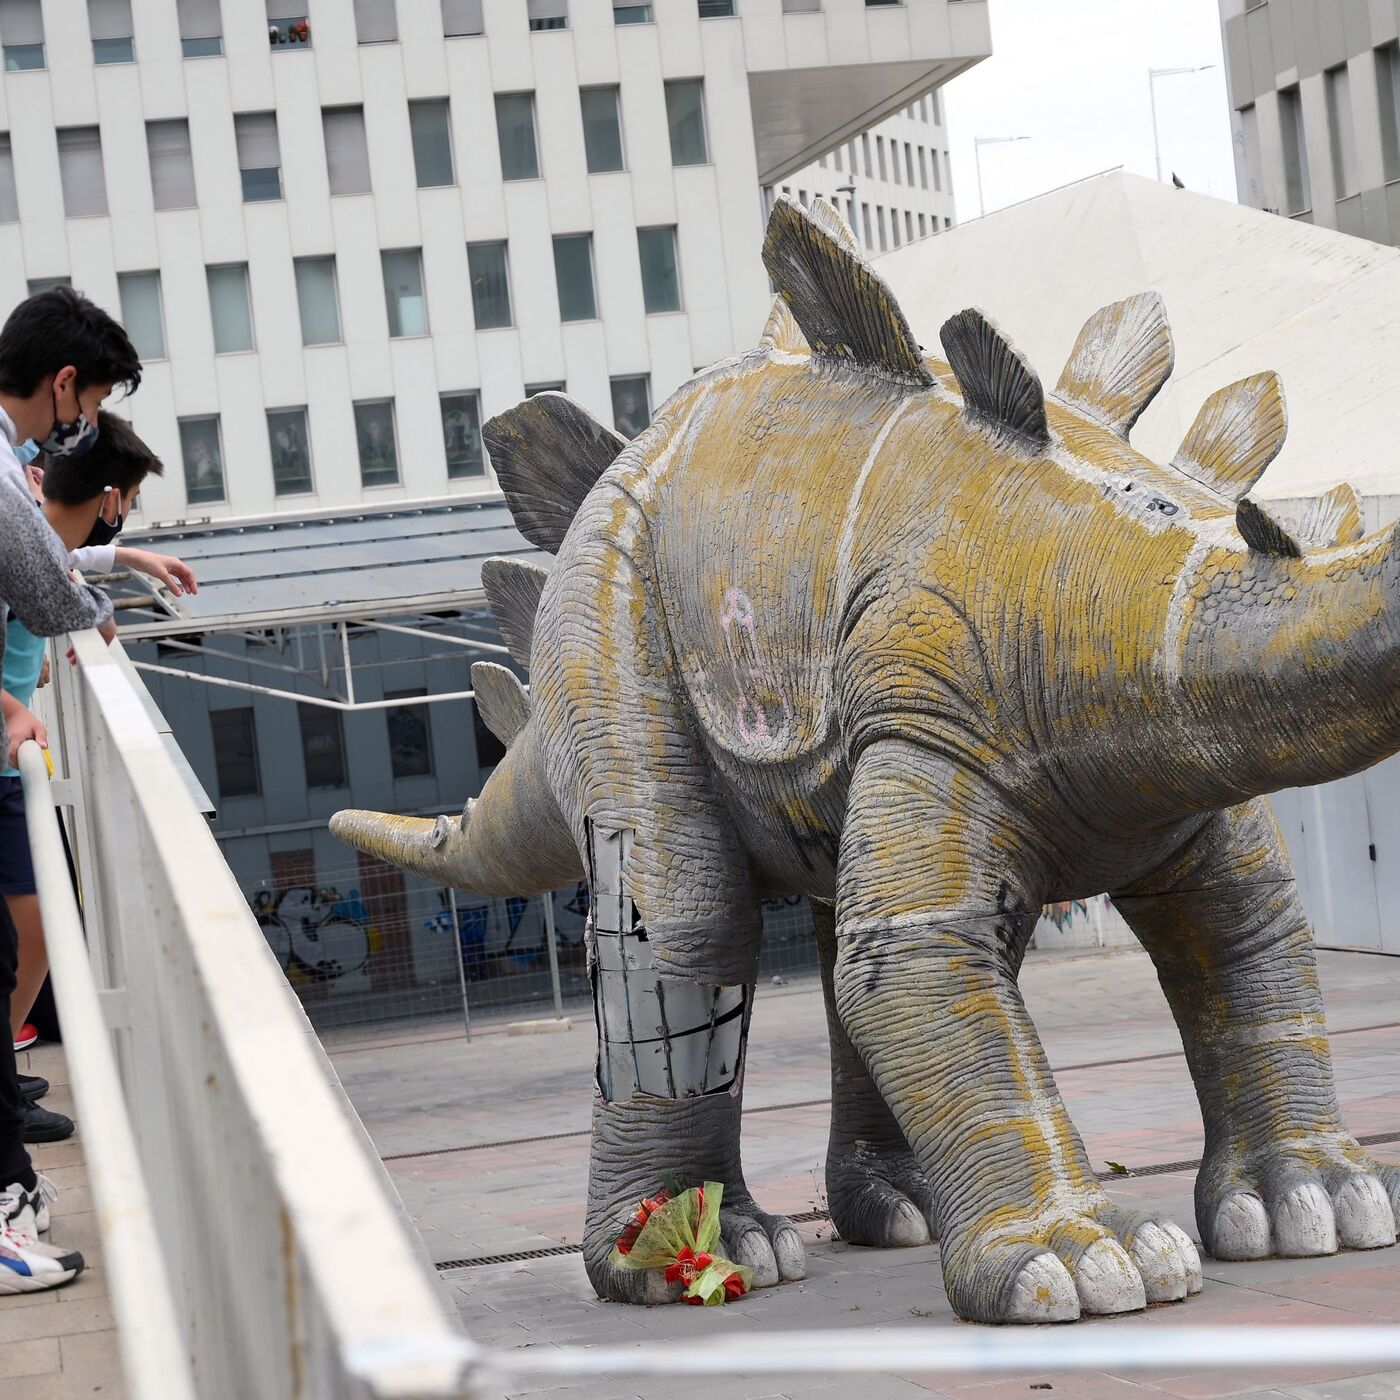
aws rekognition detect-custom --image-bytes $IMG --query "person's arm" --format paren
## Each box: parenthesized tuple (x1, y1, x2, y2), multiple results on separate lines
(112, 546, 198, 597)
(68, 543, 117, 574)
(1, 688, 47, 769)
(0, 461, 112, 638)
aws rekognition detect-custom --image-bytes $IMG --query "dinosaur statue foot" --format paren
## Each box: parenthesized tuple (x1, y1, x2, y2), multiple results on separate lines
(1200, 1134, 1398, 1260)
(940, 1197, 1202, 1324)
(582, 1091, 804, 1305)
(826, 1136, 937, 1247)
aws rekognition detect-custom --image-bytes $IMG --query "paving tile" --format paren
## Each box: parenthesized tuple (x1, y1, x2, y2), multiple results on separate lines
(0, 1334, 61, 1378)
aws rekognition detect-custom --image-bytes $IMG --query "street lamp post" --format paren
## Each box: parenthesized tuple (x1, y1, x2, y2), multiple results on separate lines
(973, 136, 1030, 219)
(1148, 65, 1215, 182)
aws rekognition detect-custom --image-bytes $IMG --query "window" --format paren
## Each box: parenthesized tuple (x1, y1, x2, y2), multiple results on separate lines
(381, 248, 427, 336)
(0, 0, 44, 69)
(1326, 64, 1357, 198)
(297, 704, 345, 789)
(581, 86, 624, 172)
(610, 375, 650, 438)
(637, 225, 680, 313)
(665, 80, 708, 166)
(266, 0, 309, 46)
(440, 393, 484, 478)
(235, 112, 281, 202)
(496, 93, 539, 180)
(527, 0, 566, 27)
(1279, 84, 1311, 214)
(698, 0, 734, 14)
(294, 257, 340, 345)
(551, 234, 596, 321)
(861, 202, 871, 245)
(442, 0, 482, 35)
(877, 135, 887, 180)
(905, 142, 914, 185)
(352, 400, 399, 487)
(904, 209, 913, 241)
(179, 416, 225, 504)
(861, 133, 872, 177)
(933, 148, 942, 191)
(891, 213, 900, 246)
(782, 0, 820, 11)
(89, 0, 133, 61)
(846, 197, 856, 237)
(525, 381, 564, 396)
(385, 690, 432, 778)
(147, 120, 196, 210)
(1379, 44, 1400, 183)
(467, 241, 511, 329)
(27, 277, 70, 293)
(918, 145, 927, 189)
(866, 0, 900, 6)
(353, 0, 397, 42)
(177, 0, 221, 56)
(267, 407, 313, 495)
(207, 264, 253, 353)
(0, 136, 18, 223)
(876, 205, 886, 251)
(409, 100, 454, 187)
(56, 128, 107, 218)
(932, 89, 941, 125)
(323, 107, 371, 196)
(118, 272, 165, 359)
(613, 1, 653, 21)
(917, 212, 927, 236)
(833, 147, 842, 172)
(211, 708, 259, 798)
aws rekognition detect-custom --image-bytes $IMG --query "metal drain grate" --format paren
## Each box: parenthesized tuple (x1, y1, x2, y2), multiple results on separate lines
(432, 1129, 1400, 1272)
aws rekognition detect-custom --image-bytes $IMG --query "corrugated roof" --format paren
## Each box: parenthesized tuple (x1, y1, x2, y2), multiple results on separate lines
(113, 497, 546, 637)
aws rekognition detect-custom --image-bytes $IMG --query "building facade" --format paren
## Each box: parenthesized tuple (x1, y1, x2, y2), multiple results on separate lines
(0, 0, 989, 527)
(1220, 0, 1400, 244)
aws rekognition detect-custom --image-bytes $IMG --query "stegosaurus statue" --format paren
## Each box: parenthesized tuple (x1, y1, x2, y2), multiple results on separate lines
(332, 195, 1400, 1323)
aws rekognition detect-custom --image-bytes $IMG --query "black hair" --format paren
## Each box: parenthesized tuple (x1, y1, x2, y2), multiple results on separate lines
(41, 411, 163, 505)
(0, 286, 141, 398)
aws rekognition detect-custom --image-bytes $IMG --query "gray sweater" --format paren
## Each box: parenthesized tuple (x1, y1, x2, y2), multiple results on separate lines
(0, 412, 113, 761)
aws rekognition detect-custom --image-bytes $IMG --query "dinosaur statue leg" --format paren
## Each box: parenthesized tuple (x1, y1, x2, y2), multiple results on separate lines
(1112, 798, 1398, 1261)
(833, 743, 1201, 1323)
(579, 822, 805, 1304)
(813, 900, 937, 1247)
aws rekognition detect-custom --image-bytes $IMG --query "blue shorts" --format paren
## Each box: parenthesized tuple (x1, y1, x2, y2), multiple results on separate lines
(0, 777, 35, 897)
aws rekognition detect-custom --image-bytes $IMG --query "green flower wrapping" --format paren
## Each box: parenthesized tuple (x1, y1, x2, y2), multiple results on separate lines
(609, 1181, 753, 1305)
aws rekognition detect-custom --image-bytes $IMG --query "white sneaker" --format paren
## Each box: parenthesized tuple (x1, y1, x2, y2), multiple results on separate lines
(0, 1188, 82, 1294)
(2, 1175, 56, 1234)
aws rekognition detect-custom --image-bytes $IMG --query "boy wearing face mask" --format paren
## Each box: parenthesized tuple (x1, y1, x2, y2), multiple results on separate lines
(0, 286, 140, 1296)
(3, 416, 198, 1123)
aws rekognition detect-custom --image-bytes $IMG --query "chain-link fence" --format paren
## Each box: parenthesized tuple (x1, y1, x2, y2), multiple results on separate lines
(239, 859, 820, 1037)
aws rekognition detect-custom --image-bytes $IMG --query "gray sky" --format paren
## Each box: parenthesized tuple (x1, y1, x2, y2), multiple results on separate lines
(943, 0, 1237, 220)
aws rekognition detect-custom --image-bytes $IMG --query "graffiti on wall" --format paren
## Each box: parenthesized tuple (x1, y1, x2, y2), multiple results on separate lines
(249, 885, 381, 982)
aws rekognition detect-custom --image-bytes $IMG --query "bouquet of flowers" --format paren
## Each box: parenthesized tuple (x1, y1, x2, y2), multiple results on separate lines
(610, 1178, 752, 1305)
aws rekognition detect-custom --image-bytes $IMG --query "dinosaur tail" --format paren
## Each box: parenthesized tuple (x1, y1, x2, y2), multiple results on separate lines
(330, 720, 581, 895)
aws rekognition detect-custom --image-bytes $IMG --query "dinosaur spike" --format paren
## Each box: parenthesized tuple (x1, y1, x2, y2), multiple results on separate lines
(1055, 292, 1174, 438)
(1172, 373, 1286, 503)
(940, 309, 1049, 449)
(1274, 482, 1364, 548)
(762, 194, 934, 387)
(807, 196, 862, 257)
(1236, 497, 1302, 559)
(480, 557, 549, 668)
(758, 296, 809, 355)
(483, 393, 627, 554)
(471, 661, 531, 746)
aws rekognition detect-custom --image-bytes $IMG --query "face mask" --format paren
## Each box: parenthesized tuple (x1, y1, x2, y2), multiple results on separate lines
(15, 439, 40, 466)
(84, 491, 123, 548)
(41, 386, 98, 459)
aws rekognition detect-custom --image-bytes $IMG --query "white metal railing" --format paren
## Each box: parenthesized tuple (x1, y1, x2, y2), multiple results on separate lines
(32, 629, 476, 1398)
(24, 629, 1400, 1393)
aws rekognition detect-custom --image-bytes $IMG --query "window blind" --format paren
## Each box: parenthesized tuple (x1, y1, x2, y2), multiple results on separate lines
(0, 0, 43, 44)
(323, 107, 370, 195)
(441, 0, 482, 35)
(147, 119, 195, 209)
(0, 135, 17, 223)
(57, 127, 108, 217)
(87, 0, 132, 40)
(234, 112, 280, 170)
(176, 0, 220, 39)
(353, 0, 397, 42)
(527, 0, 566, 23)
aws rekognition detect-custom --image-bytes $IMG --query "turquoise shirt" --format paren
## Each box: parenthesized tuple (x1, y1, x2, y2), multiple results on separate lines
(1, 617, 47, 778)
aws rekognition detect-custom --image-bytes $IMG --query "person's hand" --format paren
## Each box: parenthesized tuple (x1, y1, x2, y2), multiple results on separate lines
(24, 464, 43, 503)
(6, 705, 46, 770)
(36, 655, 50, 690)
(99, 617, 117, 645)
(119, 548, 198, 597)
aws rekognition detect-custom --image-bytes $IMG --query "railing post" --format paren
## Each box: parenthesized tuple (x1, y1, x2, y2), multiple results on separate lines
(449, 885, 472, 1041)
(542, 890, 563, 1018)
